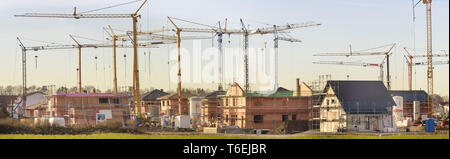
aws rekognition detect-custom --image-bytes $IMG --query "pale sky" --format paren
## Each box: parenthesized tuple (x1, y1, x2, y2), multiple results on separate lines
(0, 0, 448, 96)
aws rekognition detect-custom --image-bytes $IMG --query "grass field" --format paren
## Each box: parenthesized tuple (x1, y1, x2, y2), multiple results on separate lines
(0, 133, 448, 139)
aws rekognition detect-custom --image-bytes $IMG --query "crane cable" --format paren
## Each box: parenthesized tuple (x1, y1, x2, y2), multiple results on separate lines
(354, 44, 395, 52)
(80, 0, 142, 14)
(20, 37, 64, 45)
(168, 16, 217, 29)
(166, 18, 171, 90)
(13, 44, 18, 85)
(71, 35, 105, 43)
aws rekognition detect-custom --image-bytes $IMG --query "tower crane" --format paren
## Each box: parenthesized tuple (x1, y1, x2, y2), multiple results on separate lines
(403, 47, 448, 91)
(314, 43, 396, 90)
(166, 17, 214, 116)
(168, 17, 320, 93)
(15, 0, 149, 121)
(242, 19, 320, 92)
(103, 25, 187, 94)
(411, 0, 434, 117)
(15, 36, 156, 118)
(167, 17, 183, 116)
(69, 35, 83, 93)
(312, 58, 386, 82)
(106, 24, 211, 119)
(166, 17, 243, 92)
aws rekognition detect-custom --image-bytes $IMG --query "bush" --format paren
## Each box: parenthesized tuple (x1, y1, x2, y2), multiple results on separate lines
(0, 118, 144, 135)
(0, 107, 10, 118)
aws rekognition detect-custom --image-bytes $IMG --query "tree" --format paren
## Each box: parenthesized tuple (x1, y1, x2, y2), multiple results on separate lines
(0, 106, 9, 118)
(57, 87, 68, 93)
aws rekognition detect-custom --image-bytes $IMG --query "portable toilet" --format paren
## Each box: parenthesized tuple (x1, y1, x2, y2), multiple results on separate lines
(425, 119, 435, 132)
(189, 97, 202, 128)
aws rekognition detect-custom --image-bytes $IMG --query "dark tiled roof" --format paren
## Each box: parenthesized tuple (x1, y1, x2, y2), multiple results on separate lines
(141, 89, 169, 101)
(325, 81, 394, 114)
(200, 91, 226, 98)
(276, 87, 290, 92)
(157, 92, 196, 100)
(245, 87, 293, 97)
(389, 90, 430, 102)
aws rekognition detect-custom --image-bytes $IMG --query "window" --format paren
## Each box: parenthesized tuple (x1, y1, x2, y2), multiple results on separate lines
(210, 113, 215, 120)
(99, 98, 109, 104)
(112, 98, 120, 104)
(255, 98, 263, 106)
(292, 114, 297, 120)
(226, 115, 229, 122)
(331, 99, 335, 104)
(231, 115, 237, 126)
(254, 115, 264, 123)
(281, 98, 288, 106)
(326, 99, 330, 106)
(282, 115, 288, 122)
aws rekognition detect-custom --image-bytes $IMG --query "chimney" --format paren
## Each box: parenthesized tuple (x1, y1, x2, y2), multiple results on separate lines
(295, 78, 300, 97)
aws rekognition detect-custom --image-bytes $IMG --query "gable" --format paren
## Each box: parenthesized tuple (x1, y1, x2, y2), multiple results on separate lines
(226, 83, 245, 97)
(300, 82, 313, 97)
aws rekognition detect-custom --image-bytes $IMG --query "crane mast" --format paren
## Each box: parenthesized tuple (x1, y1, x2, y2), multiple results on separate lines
(17, 38, 26, 119)
(425, 0, 434, 117)
(167, 17, 183, 116)
(273, 25, 279, 91)
(240, 19, 250, 93)
(217, 21, 224, 91)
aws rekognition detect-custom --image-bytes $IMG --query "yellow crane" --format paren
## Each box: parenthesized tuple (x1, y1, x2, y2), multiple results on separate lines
(16, 0, 149, 121)
(167, 17, 184, 116)
(168, 17, 320, 93)
(412, 0, 436, 117)
(403, 48, 448, 91)
(166, 17, 216, 116)
(15, 36, 156, 118)
(106, 23, 210, 119)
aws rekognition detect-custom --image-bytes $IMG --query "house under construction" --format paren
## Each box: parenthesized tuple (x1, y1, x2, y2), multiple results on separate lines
(201, 80, 313, 130)
(28, 93, 131, 126)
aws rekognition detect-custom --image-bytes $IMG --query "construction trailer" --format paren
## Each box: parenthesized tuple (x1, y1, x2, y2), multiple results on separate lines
(319, 81, 395, 133)
(42, 93, 130, 126)
(388, 90, 432, 122)
(216, 82, 311, 130)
